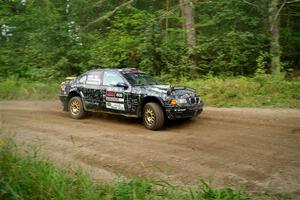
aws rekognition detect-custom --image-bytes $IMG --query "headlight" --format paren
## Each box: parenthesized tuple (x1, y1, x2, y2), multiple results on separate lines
(177, 99, 187, 104)
(169, 98, 187, 105)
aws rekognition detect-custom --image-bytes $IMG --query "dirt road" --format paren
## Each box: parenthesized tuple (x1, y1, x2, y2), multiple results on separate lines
(0, 101, 299, 196)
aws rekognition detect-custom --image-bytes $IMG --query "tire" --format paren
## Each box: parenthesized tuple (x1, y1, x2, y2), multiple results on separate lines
(143, 102, 165, 130)
(68, 96, 85, 119)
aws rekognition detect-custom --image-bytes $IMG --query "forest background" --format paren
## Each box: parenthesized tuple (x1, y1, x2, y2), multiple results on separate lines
(1, 1, 300, 199)
(0, 0, 300, 107)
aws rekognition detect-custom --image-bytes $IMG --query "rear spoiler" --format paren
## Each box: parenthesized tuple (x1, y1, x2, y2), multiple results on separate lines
(61, 77, 77, 86)
(65, 76, 76, 81)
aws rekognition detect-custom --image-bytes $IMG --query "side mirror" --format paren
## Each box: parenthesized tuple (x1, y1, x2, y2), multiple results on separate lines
(116, 82, 129, 89)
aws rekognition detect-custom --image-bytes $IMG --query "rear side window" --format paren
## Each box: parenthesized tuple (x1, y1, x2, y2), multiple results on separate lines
(86, 73, 101, 85)
(103, 71, 124, 86)
(78, 75, 87, 84)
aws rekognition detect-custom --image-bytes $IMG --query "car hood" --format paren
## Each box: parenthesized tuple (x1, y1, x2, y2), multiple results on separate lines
(141, 84, 170, 94)
(133, 84, 197, 98)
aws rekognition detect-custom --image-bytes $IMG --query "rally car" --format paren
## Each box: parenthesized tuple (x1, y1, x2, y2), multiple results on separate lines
(59, 68, 203, 130)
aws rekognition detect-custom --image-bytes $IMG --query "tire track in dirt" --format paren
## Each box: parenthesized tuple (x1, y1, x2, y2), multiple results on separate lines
(0, 101, 300, 197)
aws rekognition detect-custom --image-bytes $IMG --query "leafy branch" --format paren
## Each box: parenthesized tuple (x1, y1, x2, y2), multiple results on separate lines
(83, 0, 134, 30)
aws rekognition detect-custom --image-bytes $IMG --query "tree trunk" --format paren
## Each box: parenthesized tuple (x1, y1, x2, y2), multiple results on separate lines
(179, 0, 197, 77)
(269, 0, 282, 74)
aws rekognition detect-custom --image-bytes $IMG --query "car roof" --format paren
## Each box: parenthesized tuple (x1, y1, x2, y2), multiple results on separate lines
(85, 68, 142, 74)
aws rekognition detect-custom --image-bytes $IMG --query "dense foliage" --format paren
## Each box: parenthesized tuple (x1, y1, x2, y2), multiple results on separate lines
(0, 0, 299, 80)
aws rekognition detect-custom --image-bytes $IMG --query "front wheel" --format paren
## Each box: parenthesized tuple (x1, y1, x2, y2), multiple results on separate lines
(68, 96, 85, 119)
(143, 102, 165, 130)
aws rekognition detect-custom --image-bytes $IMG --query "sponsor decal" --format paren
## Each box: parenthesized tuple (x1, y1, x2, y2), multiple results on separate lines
(106, 91, 115, 97)
(106, 97, 124, 102)
(89, 71, 102, 75)
(86, 74, 101, 85)
(115, 93, 123, 98)
(106, 102, 125, 111)
(106, 91, 124, 103)
(105, 87, 123, 92)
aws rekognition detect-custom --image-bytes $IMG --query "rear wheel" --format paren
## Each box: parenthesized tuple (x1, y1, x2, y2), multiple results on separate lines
(68, 96, 85, 119)
(143, 102, 164, 130)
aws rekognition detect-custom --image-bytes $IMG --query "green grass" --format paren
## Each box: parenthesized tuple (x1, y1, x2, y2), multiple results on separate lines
(0, 75, 299, 108)
(0, 78, 58, 100)
(178, 75, 300, 108)
(0, 137, 253, 200)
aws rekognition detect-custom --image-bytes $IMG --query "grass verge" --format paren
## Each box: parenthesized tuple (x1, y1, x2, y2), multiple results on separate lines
(0, 78, 58, 100)
(0, 75, 299, 108)
(178, 75, 300, 108)
(0, 138, 252, 200)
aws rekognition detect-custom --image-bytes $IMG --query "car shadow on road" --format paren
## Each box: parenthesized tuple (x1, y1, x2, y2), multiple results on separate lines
(164, 118, 199, 129)
(75, 112, 201, 131)
(87, 112, 142, 124)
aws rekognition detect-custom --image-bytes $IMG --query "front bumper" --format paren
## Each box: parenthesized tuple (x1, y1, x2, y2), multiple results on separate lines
(165, 103, 203, 119)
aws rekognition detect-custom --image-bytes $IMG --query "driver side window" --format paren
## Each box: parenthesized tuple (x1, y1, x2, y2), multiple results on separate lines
(103, 71, 124, 86)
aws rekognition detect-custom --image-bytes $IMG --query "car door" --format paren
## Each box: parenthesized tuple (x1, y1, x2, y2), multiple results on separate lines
(101, 70, 129, 114)
(81, 71, 102, 110)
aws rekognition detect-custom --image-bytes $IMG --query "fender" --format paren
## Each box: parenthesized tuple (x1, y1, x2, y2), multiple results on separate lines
(137, 95, 165, 117)
(67, 89, 89, 111)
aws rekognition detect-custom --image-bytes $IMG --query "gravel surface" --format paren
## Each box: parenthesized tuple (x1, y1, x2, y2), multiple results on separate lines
(1, 101, 299, 197)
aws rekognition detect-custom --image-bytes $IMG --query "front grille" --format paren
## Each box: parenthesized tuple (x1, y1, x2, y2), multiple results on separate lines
(188, 97, 199, 104)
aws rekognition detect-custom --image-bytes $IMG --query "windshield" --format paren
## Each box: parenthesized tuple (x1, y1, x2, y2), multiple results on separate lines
(122, 72, 161, 86)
